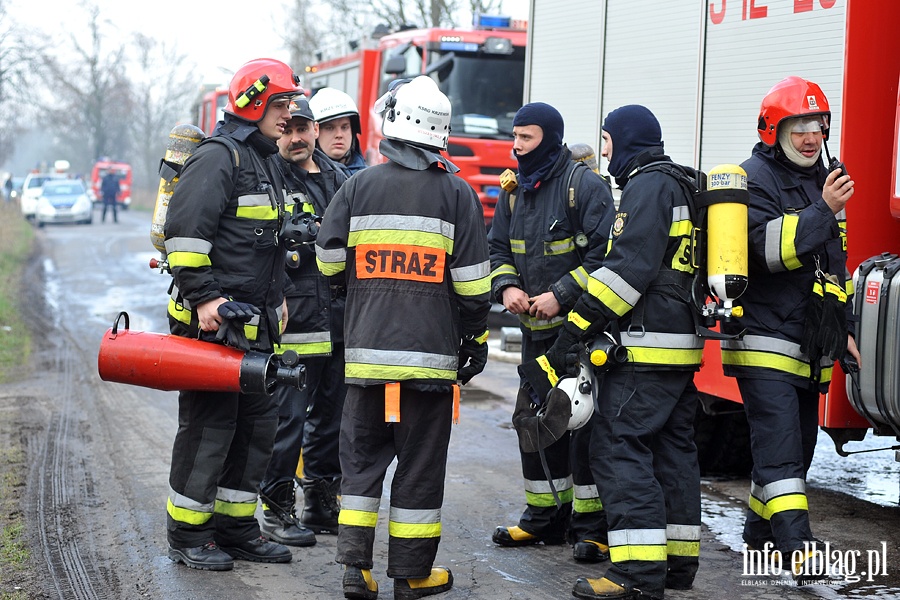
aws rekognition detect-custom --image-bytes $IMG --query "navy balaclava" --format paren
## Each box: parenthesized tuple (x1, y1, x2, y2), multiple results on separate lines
(513, 102, 565, 192)
(602, 105, 663, 183)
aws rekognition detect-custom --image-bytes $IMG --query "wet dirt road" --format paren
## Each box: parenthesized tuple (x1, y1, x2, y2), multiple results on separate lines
(2, 210, 899, 599)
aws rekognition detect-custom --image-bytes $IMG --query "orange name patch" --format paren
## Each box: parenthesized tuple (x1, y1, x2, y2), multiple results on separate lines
(355, 244, 445, 283)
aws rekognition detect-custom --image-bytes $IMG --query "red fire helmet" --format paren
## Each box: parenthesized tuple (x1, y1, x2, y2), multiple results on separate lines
(225, 58, 303, 123)
(757, 76, 831, 146)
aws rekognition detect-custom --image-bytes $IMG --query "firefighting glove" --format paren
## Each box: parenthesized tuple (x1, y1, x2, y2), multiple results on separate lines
(818, 277, 848, 361)
(457, 333, 489, 385)
(544, 326, 582, 377)
(215, 301, 260, 352)
(799, 280, 825, 360)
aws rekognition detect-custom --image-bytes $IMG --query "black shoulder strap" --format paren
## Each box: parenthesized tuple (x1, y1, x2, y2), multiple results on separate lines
(201, 136, 241, 187)
(635, 160, 701, 221)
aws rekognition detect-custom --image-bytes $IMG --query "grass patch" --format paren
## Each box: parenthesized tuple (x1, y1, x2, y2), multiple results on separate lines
(0, 445, 29, 599)
(0, 202, 33, 383)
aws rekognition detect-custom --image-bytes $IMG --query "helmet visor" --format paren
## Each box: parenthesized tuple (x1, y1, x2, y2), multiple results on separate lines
(789, 115, 828, 134)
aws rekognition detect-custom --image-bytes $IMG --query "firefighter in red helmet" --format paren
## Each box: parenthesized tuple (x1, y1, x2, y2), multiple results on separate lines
(720, 76, 859, 584)
(163, 57, 303, 571)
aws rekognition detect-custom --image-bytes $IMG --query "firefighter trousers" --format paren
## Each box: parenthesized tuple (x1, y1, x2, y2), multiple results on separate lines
(336, 384, 452, 579)
(167, 388, 278, 548)
(570, 410, 608, 545)
(591, 369, 701, 599)
(737, 377, 818, 554)
(514, 334, 573, 541)
(260, 347, 347, 496)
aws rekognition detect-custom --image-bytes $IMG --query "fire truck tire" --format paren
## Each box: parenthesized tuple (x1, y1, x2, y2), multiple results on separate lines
(693, 401, 753, 477)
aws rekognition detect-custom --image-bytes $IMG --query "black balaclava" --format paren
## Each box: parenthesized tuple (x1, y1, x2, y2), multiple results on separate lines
(602, 104, 663, 185)
(513, 102, 564, 192)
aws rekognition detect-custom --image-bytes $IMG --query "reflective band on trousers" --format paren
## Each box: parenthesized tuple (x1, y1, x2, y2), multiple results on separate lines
(721, 334, 833, 381)
(214, 486, 260, 518)
(339, 494, 381, 528)
(167, 487, 214, 526)
(608, 528, 668, 563)
(666, 524, 701, 557)
(573, 484, 603, 513)
(748, 478, 808, 520)
(524, 476, 573, 508)
(388, 507, 442, 539)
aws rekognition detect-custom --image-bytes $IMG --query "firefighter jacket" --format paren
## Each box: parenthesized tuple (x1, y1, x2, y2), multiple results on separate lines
(721, 142, 852, 391)
(315, 138, 492, 387)
(488, 147, 615, 341)
(277, 149, 348, 356)
(565, 149, 704, 371)
(164, 119, 289, 351)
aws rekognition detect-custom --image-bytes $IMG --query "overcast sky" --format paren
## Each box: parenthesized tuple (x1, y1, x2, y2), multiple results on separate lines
(10, 0, 529, 84)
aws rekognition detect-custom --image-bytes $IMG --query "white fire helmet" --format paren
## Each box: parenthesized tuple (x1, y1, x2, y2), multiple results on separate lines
(308, 87, 361, 135)
(555, 370, 595, 431)
(375, 76, 451, 150)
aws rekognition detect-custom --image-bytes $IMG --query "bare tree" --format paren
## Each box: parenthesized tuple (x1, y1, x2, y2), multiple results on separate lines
(130, 34, 197, 190)
(34, 2, 135, 176)
(0, 0, 41, 168)
(280, 0, 323, 82)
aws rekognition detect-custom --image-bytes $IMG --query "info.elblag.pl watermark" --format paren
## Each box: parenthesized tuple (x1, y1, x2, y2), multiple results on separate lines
(741, 541, 889, 585)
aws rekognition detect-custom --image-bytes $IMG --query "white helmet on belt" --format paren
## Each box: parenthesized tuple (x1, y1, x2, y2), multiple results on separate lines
(376, 76, 451, 151)
(555, 369, 595, 431)
(309, 87, 361, 136)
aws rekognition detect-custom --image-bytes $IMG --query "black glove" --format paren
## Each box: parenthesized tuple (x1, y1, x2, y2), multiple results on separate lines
(818, 278, 848, 361)
(215, 301, 261, 352)
(544, 326, 582, 376)
(457, 336, 488, 384)
(799, 280, 824, 359)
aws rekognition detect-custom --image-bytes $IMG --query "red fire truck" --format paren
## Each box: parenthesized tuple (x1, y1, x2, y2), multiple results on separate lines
(193, 85, 229, 136)
(523, 0, 900, 474)
(307, 15, 528, 226)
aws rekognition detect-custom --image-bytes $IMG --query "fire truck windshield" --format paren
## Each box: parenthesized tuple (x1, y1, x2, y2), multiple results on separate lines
(429, 49, 525, 139)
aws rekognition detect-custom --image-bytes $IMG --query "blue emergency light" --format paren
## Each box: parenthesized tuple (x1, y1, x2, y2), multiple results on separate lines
(475, 14, 512, 29)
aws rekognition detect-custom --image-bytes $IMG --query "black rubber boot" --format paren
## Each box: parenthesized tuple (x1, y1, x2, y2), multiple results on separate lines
(300, 477, 340, 534)
(168, 541, 234, 571)
(259, 480, 317, 547)
(219, 535, 293, 563)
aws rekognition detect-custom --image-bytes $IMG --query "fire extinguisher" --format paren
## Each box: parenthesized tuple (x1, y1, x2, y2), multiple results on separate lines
(97, 312, 305, 395)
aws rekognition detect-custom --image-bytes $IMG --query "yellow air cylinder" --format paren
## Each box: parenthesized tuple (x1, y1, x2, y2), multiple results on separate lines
(150, 124, 206, 255)
(705, 164, 749, 311)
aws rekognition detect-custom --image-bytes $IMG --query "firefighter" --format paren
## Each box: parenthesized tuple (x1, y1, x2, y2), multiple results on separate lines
(488, 102, 615, 563)
(100, 169, 120, 223)
(721, 76, 858, 582)
(258, 96, 349, 546)
(162, 58, 302, 571)
(315, 75, 491, 600)
(542, 105, 703, 599)
(309, 87, 367, 175)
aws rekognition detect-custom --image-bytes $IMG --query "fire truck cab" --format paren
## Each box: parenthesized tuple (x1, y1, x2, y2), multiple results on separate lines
(307, 15, 528, 227)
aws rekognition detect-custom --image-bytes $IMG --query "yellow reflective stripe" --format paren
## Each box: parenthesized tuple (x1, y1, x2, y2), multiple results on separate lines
(609, 545, 668, 563)
(453, 276, 491, 297)
(667, 540, 700, 557)
(519, 313, 566, 332)
(275, 341, 333, 355)
(214, 498, 258, 518)
(474, 329, 490, 344)
(669, 219, 693, 238)
(626, 347, 703, 366)
(573, 497, 604, 513)
(168, 297, 192, 325)
(339, 508, 379, 528)
(510, 239, 526, 254)
(316, 256, 346, 277)
(536, 354, 560, 387)
(349, 229, 452, 253)
(780, 214, 801, 270)
(544, 237, 576, 256)
(568, 311, 591, 331)
(167, 251, 211, 268)
(166, 497, 213, 526)
(587, 279, 632, 317)
(525, 487, 574, 507)
(722, 350, 814, 379)
(302, 202, 315, 214)
(492, 264, 518, 278)
(236, 205, 278, 220)
(346, 363, 455, 381)
(748, 493, 809, 520)
(570, 266, 589, 290)
(389, 520, 442, 539)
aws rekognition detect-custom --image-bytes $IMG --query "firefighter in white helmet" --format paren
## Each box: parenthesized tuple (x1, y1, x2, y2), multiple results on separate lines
(316, 75, 491, 600)
(309, 87, 367, 175)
